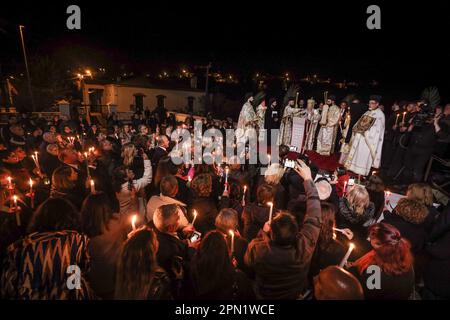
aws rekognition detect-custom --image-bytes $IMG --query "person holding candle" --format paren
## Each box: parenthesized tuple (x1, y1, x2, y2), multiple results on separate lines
(308, 202, 348, 282)
(146, 175, 190, 231)
(382, 198, 429, 255)
(215, 208, 250, 276)
(113, 151, 152, 217)
(152, 204, 198, 298)
(242, 183, 275, 241)
(190, 174, 219, 234)
(336, 185, 376, 255)
(50, 166, 85, 210)
(80, 193, 128, 299)
(0, 168, 32, 272)
(115, 227, 172, 300)
(244, 159, 323, 299)
(349, 222, 414, 300)
(187, 231, 255, 300)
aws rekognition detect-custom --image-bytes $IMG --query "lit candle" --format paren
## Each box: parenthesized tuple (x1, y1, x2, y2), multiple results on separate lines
(191, 210, 198, 226)
(343, 181, 348, 195)
(402, 112, 407, 124)
(268, 154, 271, 166)
(242, 185, 247, 206)
(29, 178, 35, 209)
(131, 214, 138, 231)
(267, 201, 274, 223)
(339, 242, 355, 268)
(7, 176, 12, 189)
(84, 152, 90, 176)
(13, 195, 21, 226)
(34, 151, 40, 169)
(225, 167, 229, 184)
(90, 179, 95, 193)
(229, 230, 235, 255)
(395, 114, 400, 126)
(372, 170, 377, 176)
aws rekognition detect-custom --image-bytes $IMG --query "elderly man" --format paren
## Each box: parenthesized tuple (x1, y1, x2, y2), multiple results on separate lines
(146, 175, 190, 228)
(153, 204, 197, 298)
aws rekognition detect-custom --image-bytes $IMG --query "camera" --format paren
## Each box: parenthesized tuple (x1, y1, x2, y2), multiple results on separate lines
(284, 159, 296, 169)
(413, 102, 435, 127)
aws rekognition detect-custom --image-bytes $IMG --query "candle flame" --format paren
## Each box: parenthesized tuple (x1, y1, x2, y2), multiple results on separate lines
(267, 201, 273, 207)
(29, 178, 33, 186)
(349, 242, 355, 250)
(229, 229, 234, 237)
(131, 214, 138, 230)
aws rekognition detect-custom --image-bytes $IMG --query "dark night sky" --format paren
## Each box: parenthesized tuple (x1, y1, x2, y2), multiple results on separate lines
(1, 1, 449, 100)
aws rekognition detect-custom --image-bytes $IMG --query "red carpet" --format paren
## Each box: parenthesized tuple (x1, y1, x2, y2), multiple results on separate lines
(305, 151, 340, 172)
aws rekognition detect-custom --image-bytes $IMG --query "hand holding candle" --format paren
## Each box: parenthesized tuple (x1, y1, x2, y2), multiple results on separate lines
(242, 185, 247, 206)
(7, 176, 12, 189)
(225, 166, 229, 184)
(131, 214, 138, 231)
(229, 230, 235, 255)
(339, 242, 355, 268)
(267, 201, 274, 223)
(13, 195, 21, 226)
(90, 179, 95, 193)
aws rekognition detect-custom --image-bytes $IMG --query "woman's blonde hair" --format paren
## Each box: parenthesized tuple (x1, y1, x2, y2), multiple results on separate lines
(407, 183, 433, 207)
(346, 185, 370, 216)
(122, 143, 137, 167)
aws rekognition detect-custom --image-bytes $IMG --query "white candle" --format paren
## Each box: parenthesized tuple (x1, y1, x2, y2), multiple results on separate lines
(268, 154, 271, 166)
(267, 201, 274, 223)
(343, 181, 348, 195)
(84, 152, 90, 176)
(29, 178, 33, 194)
(242, 185, 247, 206)
(229, 230, 235, 255)
(402, 112, 406, 124)
(34, 151, 41, 169)
(395, 114, 399, 126)
(90, 179, 95, 193)
(13, 195, 21, 226)
(339, 242, 355, 267)
(131, 214, 138, 231)
(225, 167, 229, 184)
(7, 176, 12, 189)
(192, 210, 198, 226)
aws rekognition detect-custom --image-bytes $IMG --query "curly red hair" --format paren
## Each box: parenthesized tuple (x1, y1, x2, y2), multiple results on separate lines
(355, 222, 413, 276)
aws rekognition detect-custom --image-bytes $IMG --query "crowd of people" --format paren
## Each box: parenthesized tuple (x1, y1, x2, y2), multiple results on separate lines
(0, 93, 449, 300)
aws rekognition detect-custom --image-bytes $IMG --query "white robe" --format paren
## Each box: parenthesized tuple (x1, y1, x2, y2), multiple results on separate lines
(316, 104, 340, 156)
(345, 108, 385, 176)
(237, 102, 258, 144)
(304, 108, 321, 151)
(278, 105, 305, 145)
